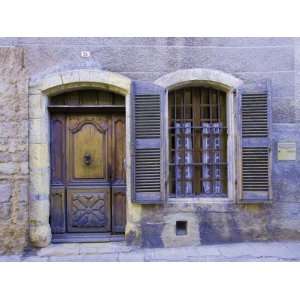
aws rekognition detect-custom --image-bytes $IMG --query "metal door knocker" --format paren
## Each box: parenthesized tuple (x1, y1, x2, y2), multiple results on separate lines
(84, 152, 92, 166)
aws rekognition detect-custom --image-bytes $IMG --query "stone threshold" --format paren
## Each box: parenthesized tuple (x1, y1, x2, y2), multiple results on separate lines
(31, 241, 133, 257)
(52, 233, 125, 243)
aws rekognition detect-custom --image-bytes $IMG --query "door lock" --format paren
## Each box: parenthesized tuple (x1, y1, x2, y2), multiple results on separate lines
(83, 152, 92, 166)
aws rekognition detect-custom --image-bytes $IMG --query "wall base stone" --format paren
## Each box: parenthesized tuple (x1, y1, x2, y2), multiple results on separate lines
(29, 224, 51, 248)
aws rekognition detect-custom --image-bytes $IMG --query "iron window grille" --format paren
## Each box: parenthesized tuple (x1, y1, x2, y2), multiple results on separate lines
(168, 87, 228, 197)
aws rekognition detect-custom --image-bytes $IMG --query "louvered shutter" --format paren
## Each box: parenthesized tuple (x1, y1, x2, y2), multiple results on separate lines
(131, 81, 166, 204)
(237, 80, 272, 203)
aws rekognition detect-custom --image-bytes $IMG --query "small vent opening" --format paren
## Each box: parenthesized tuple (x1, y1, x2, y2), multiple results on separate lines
(176, 221, 187, 236)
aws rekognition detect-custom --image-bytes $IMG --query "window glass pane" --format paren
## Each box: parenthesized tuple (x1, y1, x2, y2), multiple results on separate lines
(168, 87, 227, 197)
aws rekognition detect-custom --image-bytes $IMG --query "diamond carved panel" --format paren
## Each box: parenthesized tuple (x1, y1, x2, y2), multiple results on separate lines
(67, 189, 110, 232)
(72, 193, 105, 227)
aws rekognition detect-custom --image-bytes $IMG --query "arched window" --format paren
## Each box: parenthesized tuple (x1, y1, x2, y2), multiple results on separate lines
(168, 86, 227, 197)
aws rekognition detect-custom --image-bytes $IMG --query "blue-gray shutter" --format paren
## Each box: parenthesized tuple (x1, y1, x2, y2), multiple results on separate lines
(131, 81, 166, 204)
(237, 80, 272, 203)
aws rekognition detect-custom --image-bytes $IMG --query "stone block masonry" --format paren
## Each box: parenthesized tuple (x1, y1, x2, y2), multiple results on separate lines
(0, 47, 29, 254)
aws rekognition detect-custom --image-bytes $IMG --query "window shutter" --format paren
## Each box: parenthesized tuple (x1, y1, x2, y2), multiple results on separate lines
(237, 80, 272, 203)
(131, 81, 166, 204)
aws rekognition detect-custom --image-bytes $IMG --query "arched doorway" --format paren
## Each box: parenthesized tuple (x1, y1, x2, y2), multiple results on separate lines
(49, 89, 126, 242)
(28, 69, 132, 247)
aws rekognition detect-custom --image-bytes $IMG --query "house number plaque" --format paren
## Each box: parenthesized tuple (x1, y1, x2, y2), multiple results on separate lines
(277, 142, 296, 161)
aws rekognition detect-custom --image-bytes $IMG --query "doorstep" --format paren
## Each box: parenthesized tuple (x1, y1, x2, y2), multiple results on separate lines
(31, 241, 134, 257)
(52, 233, 125, 243)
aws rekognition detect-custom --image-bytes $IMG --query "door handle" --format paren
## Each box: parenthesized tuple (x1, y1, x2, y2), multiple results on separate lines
(83, 152, 92, 166)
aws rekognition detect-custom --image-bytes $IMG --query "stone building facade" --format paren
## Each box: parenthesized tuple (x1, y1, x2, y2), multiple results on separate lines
(0, 37, 300, 255)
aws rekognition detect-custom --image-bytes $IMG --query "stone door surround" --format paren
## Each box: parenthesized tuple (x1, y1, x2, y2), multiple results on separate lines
(28, 69, 131, 247)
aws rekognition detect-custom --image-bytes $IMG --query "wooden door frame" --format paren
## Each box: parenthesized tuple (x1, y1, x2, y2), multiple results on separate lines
(28, 69, 132, 248)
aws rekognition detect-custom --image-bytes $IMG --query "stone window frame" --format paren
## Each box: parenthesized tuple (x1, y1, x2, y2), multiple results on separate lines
(28, 69, 132, 247)
(155, 68, 243, 203)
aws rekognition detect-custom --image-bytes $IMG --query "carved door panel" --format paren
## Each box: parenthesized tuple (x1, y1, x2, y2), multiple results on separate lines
(67, 114, 111, 185)
(67, 188, 111, 232)
(66, 114, 112, 233)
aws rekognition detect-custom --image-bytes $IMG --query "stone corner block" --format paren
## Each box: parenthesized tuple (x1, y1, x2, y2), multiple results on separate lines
(29, 143, 50, 169)
(0, 183, 12, 203)
(29, 224, 52, 248)
(29, 118, 49, 144)
(29, 94, 47, 119)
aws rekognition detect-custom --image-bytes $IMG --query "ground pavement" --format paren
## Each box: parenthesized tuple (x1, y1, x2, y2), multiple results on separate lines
(1, 241, 300, 262)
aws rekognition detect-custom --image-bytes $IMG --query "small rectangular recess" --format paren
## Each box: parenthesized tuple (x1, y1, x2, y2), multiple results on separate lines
(176, 221, 187, 236)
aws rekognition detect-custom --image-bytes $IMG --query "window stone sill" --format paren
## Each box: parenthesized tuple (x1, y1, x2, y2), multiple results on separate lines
(167, 197, 234, 204)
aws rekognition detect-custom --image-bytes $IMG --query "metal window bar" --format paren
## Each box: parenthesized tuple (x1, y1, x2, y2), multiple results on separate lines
(169, 87, 227, 197)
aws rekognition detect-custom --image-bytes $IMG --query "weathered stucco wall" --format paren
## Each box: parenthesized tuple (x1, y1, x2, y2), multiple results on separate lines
(0, 47, 28, 254)
(1, 38, 300, 251)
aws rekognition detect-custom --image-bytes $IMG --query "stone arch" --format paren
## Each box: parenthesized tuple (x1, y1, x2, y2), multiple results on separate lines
(155, 68, 243, 91)
(28, 69, 131, 247)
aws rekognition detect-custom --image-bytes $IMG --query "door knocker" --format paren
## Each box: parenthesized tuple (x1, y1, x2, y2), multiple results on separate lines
(83, 152, 92, 166)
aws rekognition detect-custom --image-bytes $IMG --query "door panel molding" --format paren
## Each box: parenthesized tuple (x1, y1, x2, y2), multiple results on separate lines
(50, 187, 66, 233)
(67, 114, 111, 185)
(50, 114, 66, 185)
(112, 186, 126, 233)
(112, 114, 126, 185)
(67, 188, 111, 233)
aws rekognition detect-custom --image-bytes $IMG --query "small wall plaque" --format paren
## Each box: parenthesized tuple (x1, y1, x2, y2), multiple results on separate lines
(81, 51, 90, 58)
(278, 142, 296, 161)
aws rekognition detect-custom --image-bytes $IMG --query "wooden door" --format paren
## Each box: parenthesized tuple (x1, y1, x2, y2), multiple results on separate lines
(50, 112, 126, 236)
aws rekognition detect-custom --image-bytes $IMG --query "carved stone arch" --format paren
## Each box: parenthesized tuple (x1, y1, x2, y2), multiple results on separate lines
(28, 69, 132, 247)
(154, 68, 243, 91)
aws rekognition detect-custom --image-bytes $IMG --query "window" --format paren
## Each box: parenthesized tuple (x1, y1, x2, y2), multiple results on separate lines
(168, 87, 228, 197)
